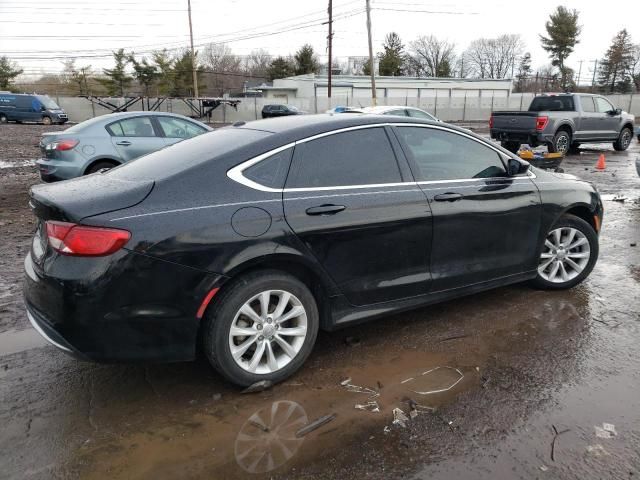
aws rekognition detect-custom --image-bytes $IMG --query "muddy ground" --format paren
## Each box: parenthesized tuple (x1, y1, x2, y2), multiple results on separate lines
(0, 123, 639, 480)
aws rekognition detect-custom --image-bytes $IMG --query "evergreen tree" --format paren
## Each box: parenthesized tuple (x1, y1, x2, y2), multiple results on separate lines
(598, 29, 635, 93)
(172, 50, 204, 97)
(293, 44, 320, 75)
(129, 55, 159, 96)
(267, 56, 295, 80)
(98, 49, 133, 96)
(152, 49, 176, 96)
(539, 6, 581, 90)
(0, 56, 23, 90)
(515, 53, 532, 92)
(378, 32, 405, 76)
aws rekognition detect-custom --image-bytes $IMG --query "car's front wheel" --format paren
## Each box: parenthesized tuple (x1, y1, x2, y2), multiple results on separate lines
(613, 127, 632, 151)
(532, 215, 598, 290)
(203, 271, 319, 387)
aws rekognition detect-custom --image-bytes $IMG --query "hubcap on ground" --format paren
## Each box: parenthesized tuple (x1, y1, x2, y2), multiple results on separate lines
(229, 290, 308, 374)
(538, 227, 590, 283)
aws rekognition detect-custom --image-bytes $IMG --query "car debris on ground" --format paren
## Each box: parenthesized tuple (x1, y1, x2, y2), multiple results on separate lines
(296, 413, 337, 438)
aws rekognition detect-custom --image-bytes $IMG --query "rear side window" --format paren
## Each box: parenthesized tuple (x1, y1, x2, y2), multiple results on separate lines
(529, 96, 575, 112)
(396, 127, 505, 181)
(580, 96, 596, 112)
(243, 148, 293, 189)
(106, 117, 156, 137)
(287, 127, 401, 188)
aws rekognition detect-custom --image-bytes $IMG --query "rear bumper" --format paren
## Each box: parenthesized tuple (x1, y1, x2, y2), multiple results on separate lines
(23, 249, 225, 363)
(490, 129, 554, 146)
(36, 158, 84, 182)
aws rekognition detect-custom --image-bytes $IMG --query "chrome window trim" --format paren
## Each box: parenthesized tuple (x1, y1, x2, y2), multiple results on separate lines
(226, 122, 536, 193)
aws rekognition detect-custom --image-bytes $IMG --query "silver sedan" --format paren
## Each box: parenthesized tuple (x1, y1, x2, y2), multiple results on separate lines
(37, 111, 212, 182)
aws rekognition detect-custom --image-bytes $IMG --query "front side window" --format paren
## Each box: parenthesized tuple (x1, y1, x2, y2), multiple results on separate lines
(396, 127, 506, 181)
(594, 97, 614, 113)
(157, 116, 206, 139)
(107, 117, 156, 137)
(287, 127, 401, 188)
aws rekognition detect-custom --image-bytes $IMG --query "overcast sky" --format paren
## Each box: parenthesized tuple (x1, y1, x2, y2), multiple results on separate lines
(1, 0, 639, 85)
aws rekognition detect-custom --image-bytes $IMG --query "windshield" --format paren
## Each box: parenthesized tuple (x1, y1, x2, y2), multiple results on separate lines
(36, 95, 61, 110)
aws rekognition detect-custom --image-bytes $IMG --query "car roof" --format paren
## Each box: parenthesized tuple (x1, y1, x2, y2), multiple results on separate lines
(234, 113, 459, 144)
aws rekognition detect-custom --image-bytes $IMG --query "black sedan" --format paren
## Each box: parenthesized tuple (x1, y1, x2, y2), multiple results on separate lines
(24, 114, 603, 387)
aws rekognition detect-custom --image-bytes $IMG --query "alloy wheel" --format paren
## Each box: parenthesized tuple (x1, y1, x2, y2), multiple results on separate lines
(621, 130, 631, 149)
(538, 227, 591, 283)
(229, 290, 308, 374)
(556, 134, 569, 154)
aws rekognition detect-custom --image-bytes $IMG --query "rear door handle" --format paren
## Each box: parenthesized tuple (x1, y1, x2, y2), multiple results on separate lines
(434, 192, 463, 202)
(116, 141, 132, 146)
(305, 204, 346, 215)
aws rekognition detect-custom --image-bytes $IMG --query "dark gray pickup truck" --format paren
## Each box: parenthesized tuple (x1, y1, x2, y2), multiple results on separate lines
(490, 93, 635, 154)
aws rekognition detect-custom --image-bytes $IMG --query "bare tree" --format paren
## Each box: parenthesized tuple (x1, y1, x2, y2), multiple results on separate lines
(463, 34, 524, 79)
(202, 43, 244, 95)
(407, 35, 456, 77)
(243, 49, 271, 79)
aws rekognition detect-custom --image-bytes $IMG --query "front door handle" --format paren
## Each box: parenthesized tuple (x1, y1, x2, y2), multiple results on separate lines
(116, 140, 132, 146)
(305, 204, 346, 216)
(434, 192, 463, 202)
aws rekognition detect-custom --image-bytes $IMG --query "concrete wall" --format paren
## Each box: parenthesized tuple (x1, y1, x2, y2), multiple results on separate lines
(55, 93, 640, 124)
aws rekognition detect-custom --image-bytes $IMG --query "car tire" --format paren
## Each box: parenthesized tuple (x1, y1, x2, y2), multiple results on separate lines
(203, 270, 319, 387)
(531, 214, 598, 290)
(613, 127, 632, 151)
(0, 114, 7, 124)
(42, 116, 52, 125)
(547, 130, 571, 155)
(85, 161, 117, 175)
(501, 141, 520, 153)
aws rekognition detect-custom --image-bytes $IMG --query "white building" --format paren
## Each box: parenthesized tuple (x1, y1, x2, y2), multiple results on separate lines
(258, 73, 513, 104)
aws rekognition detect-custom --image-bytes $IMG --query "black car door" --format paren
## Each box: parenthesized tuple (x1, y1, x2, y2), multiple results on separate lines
(393, 125, 541, 292)
(283, 126, 433, 306)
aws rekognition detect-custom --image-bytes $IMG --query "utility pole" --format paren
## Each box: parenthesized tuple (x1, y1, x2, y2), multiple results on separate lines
(327, 0, 333, 99)
(591, 59, 598, 92)
(365, 0, 376, 106)
(187, 0, 199, 99)
(576, 60, 583, 89)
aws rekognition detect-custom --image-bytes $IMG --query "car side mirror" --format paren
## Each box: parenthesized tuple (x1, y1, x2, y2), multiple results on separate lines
(40, 106, 47, 112)
(507, 157, 530, 176)
(608, 108, 622, 116)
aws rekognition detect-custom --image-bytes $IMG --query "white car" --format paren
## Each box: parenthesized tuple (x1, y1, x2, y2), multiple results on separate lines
(351, 105, 440, 121)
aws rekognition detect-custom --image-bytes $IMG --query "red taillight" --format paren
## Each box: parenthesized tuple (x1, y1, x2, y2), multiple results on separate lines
(536, 116, 549, 131)
(45, 139, 79, 151)
(489, 115, 494, 129)
(45, 221, 130, 256)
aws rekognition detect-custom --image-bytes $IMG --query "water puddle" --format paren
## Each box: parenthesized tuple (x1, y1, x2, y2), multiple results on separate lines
(0, 328, 47, 356)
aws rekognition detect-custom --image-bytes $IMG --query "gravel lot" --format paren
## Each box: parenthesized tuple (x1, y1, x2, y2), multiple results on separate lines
(0, 121, 639, 480)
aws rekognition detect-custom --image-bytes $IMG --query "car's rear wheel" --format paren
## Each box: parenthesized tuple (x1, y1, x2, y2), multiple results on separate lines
(85, 161, 117, 175)
(548, 130, 571, 155)
(613, 127, 632, 151)
(532, 215, 598, 290)
(42, 116, 52, 125)
(203, 271, 319, 387)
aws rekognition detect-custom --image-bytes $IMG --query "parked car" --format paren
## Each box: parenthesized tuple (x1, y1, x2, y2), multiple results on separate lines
(24, 114, 602, 387)
(490, 93, 635, 154)
(349, 105, 440, 121)
(0, 93, 68, 125)
(261, 104, 303, 118)
(635, 125, 640, 141)
(36, 111, 212, 182)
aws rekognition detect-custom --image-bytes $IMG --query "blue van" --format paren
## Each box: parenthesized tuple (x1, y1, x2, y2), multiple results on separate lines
(0, 93, 68, 125)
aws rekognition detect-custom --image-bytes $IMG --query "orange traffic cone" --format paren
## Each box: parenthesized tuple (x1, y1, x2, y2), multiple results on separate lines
(596, 153, 606, 170)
